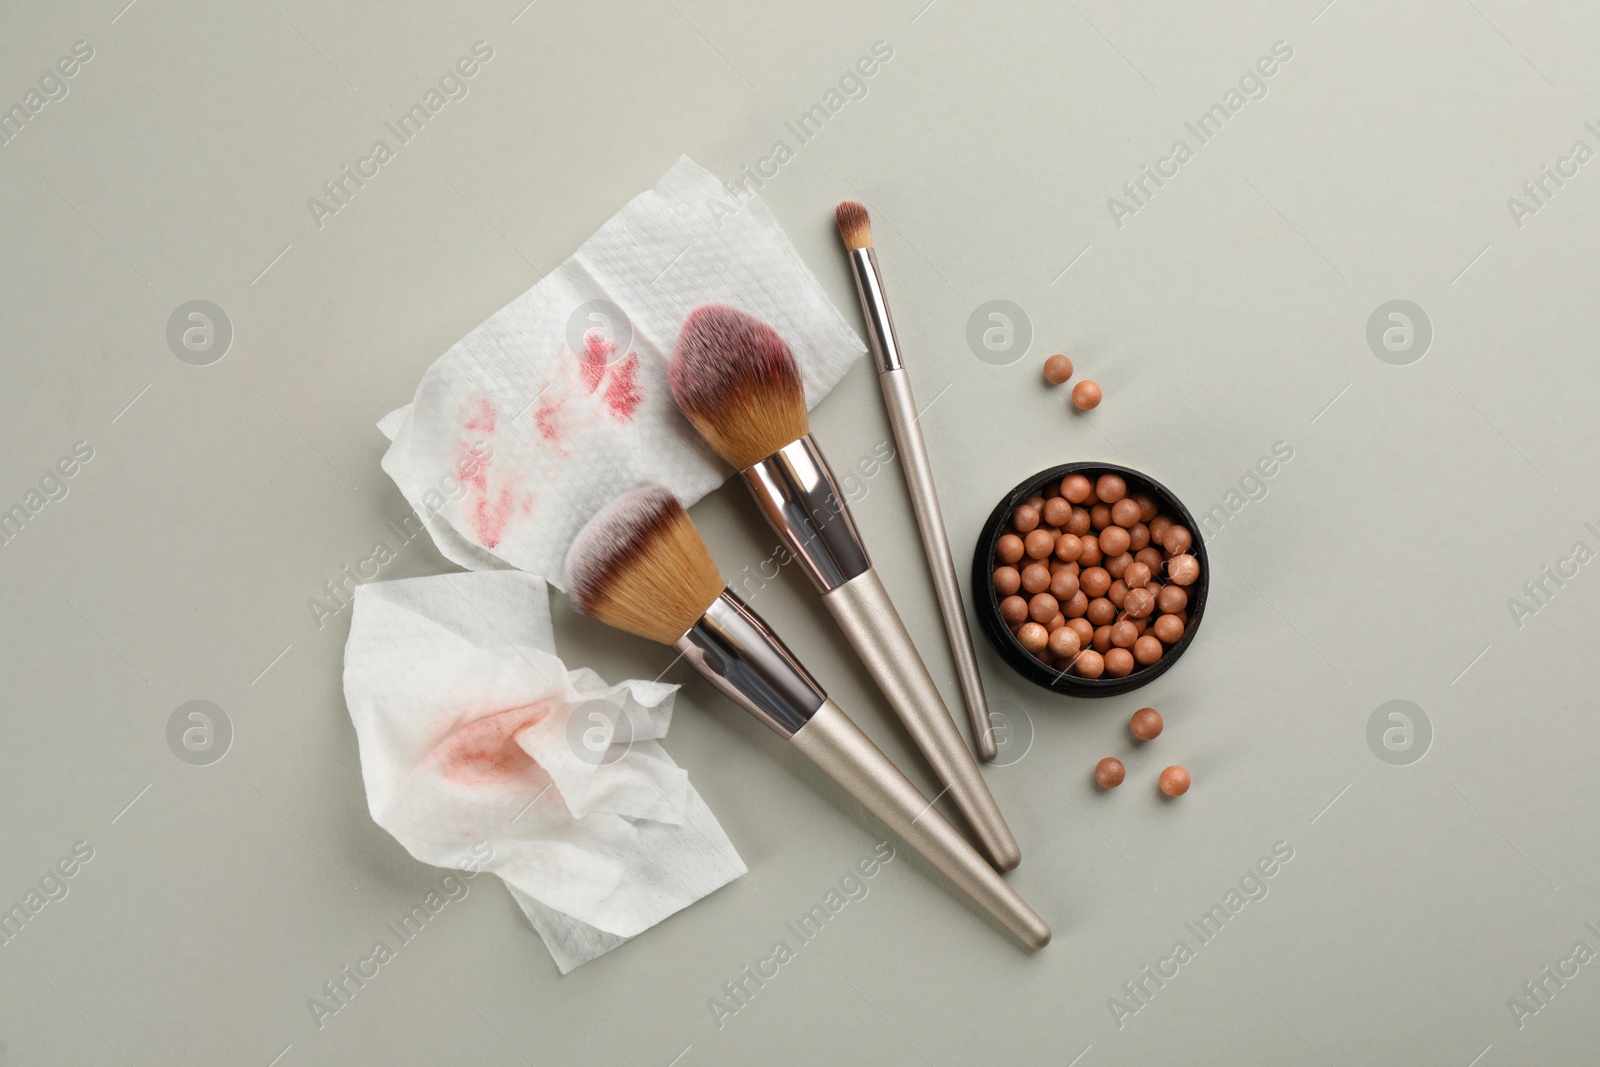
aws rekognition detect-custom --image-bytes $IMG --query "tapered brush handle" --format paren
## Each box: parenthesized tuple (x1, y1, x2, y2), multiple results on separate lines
(877, 367, 997, 762)
(823, 568, 1021, 871)
(789, 700, 1050, 950)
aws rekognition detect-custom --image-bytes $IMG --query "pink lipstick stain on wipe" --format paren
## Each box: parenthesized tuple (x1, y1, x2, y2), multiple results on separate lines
(603, 352, 642, 421)
(534, 393, 568, 454)
(568, 333, 643, 424)
(579, 334, 610, 394)
(433, 703, 551, 787)
(455, 396, 528, 549)
(465, 455, 518, 548)
(463, 395, 497, 436)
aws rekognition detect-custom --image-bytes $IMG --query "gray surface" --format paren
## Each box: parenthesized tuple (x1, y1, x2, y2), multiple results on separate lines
(2, 0, 1597, 1064)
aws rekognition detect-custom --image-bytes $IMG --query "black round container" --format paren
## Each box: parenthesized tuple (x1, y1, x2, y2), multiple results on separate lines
(971, 461, 1209, 696)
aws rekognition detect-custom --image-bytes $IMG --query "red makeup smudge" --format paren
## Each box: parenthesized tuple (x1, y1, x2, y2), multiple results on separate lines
(602, 352, 642, 422)
(455, 396, 526, 549)
(433, 703, 551, 787)
(578, 333, 612, 394)
(534, 394, 567, 451)
(465, 463, 518, 549)
(462, 395, 497, 435)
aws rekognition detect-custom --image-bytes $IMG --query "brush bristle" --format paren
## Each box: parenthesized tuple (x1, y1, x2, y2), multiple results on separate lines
(669, 304, 809, 469)
(565, 486, 725, 645)
(834, 200, 872, 251)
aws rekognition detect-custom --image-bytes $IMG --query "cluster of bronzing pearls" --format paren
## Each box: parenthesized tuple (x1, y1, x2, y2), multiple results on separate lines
(991, 472, 1201, 679)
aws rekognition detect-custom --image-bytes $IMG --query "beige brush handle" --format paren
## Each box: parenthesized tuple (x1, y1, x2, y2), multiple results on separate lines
(878, 367, 996, 761)
(789, 700, 1050, 950)
(824, 568, 1021, 871)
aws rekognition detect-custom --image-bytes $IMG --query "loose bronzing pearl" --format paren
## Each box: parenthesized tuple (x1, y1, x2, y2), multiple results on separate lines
(1159, 766, 1191, 797)
(1104, 648, 1134, 677)
(1099, 525, 1131, 557)
(1072, 380, 1102, 411)
(1043, 353, 1074, 384)
(1167, 553, 1200, 586)
(1095, 756, 1125, 788)
(1016, 621, 1049, 653)
(1021, 562, 1052, 594)
(1029, 593, 1059, 623)
(1080, 566, 1111, 598)
(1152, 613, 1185, 643)
(1050, 569, 1080, 600)
(1048, 625, 1081, 658)
(1024, 529, 1056, 559)
(1129, 707, 1163, 740)
(994, 567, 1021, 596)
(1133, 635, 1163, 665)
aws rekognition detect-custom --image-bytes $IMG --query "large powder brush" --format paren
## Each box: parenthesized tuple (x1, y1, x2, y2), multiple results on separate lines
(670, 304, 1021, 871)
(565, 486, 1049, 949)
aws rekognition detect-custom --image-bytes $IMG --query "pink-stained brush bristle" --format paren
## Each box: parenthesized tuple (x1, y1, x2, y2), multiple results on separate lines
(669, 304, 809, 469)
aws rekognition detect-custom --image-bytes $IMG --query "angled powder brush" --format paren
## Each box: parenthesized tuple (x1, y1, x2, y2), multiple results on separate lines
(669, 304, 1021, 872)
(835, 200, 996, 762)
(564, 487, 1049, 950)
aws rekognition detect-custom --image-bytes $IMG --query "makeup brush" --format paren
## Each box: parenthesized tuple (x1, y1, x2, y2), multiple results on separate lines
(565, 486, 1049, 949)
(670, 305, 1021, 872)
(835, 201, 996, 763)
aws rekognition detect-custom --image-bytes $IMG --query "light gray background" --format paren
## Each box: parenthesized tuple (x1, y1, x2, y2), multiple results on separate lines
(2, 0, 1596, 1064)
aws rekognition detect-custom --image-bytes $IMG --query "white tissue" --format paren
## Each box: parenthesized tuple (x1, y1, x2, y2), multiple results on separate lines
(377, 155, 866, 586)
(342, 569, 747, 973)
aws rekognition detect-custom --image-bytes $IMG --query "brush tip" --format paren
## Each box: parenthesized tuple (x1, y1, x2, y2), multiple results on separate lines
(565, 486, 724, 645)
(670, 304, 809, 470)
(835, 200, 872, 251)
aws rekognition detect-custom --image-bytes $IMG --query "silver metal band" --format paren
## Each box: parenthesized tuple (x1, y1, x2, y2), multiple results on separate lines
(673, 591, 826, 739)
(847, 247, 903, 373)
(741, 435, 871, 593)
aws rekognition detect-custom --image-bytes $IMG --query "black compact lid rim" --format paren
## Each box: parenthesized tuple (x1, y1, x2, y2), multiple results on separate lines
(971, 461, 1210, 697)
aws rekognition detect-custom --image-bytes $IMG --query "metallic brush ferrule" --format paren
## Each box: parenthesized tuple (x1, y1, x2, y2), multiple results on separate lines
(673, 591, 826, 739)
(846, 247, 902, 374)
(741, 435, 870, 593)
